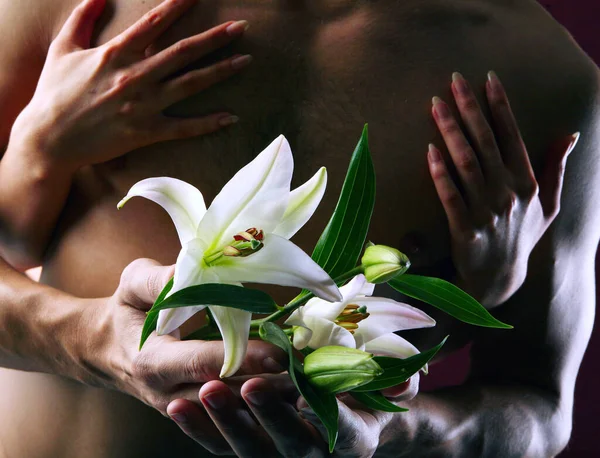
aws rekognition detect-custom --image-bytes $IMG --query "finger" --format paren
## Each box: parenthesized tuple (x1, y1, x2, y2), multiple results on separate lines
(301, 400, 378, 457)
(106, 0, 197, 52)
(427, 143, 471, 237)
(451, 72, 505, 185)
(155, 112, 239, 142)
(141, 20, 249, 81)
(117, 258, 175, 310)
(158, 54, 253, 108)
(222, 373, 298, 403)
(241, 378, 323, 456)
(432, 96, 487, 208)
(486, 71, 537, 186)
(538, 132, 580, 220)
(167, 398, 234, 455)
(149, 339, 288, 383)
(54, 0, 106, 51)
(199, 381, 277, 457)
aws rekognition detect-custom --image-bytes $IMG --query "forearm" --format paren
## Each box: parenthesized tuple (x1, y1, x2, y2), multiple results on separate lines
(0, 257, 94, 381)
(0, 135, 75, 269)
(377, 383, 565, 458)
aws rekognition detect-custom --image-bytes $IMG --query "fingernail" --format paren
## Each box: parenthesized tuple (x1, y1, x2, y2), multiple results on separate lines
(202, 392, 227, 410)
(428, 143, 441, 162)
(487, 71, 501, 92)
(452, 72, 469, 96)
(245, 391, 268, 406)
(566, 132, 581, 156)
(226, 20, 249, 36)
(170, 413, 187, 423)
(231, 54, 253, 70)
(262, 357, 286, 373)
(218, 115, 239, 127)
(432, 96, 450, 118)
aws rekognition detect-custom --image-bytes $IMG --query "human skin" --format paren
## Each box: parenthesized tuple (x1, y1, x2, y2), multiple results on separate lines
(0, 0, 598, 457)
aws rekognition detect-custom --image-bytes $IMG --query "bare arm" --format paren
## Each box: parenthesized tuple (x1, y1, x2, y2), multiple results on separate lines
(0, 0, 250, 270)
(377, 79, 600, 457)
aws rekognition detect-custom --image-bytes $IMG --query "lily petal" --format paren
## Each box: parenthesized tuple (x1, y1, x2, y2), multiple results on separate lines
(352, 297, 436, 348)
(290, 325, 313, 350)
(301, 315, 356, 349)
(338, 274, 373, 301)
(157, 238, 213, 335)
(363, 333, 421, 359)
(273, 167, 327, 239)
(156, 304, 206, 336)
(209, 305, 252, 378)
(197, 136, 293, 250)
(300, 296, 347, 322)
(212, 233, 342, 302)
(169, 238, 210, 296)
(118, 177, 206, 245)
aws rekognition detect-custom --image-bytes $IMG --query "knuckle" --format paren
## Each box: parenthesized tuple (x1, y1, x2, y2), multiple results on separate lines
(132, 354, 158, 386)
(146, 270, 164, 301)
(440, 122, 461, 136)
(500, 190, 518, 213)
(456, 151, 478, 171)
(143, 11, 163, 27)
(184, 356, 218, 382)
(112, 72, 137, 92)
(100, 43, 121, 63)
(172, 39, 193, 56)
(461, 96, 479, 113)
(442, 190, 463, 209)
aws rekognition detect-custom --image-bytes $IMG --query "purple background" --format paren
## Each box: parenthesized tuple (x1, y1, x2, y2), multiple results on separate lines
(421, 1, 600, 455)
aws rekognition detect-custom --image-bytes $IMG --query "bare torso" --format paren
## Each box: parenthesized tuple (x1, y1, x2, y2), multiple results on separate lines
(0, 0, 597, 456)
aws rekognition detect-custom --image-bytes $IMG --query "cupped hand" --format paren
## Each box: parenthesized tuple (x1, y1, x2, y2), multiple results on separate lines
(163, 375, 418, 457)
(84, 258, 286, 430)
(10, 0, 251, 172)
(428, 72, 579, 308)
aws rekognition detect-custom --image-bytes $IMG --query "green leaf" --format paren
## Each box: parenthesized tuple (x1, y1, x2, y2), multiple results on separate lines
(259, 323, 339, 452)
(350, 391, 408, 413)
(149, 283, 277, 315)
(389, 275, 513, 329)
(352, 337, 448, 392)
(139, 278, 174, 350)
(139, 283, 277, 350)
(311, 125, 376, 279)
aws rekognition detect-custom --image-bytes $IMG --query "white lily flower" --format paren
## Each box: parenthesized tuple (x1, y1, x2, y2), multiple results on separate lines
(119, 135, 342, 377)
(285, 274, 435, 364)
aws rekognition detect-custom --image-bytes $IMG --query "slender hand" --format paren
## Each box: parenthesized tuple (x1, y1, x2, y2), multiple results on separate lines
(0, 0, 251, 268)
(428, 72, 578, 308)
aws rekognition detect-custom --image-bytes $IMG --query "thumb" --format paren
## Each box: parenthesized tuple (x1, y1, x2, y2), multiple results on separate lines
(117, 258, 175, 311)
(54, 0, 106, 51)
(538, 132, 580, 220)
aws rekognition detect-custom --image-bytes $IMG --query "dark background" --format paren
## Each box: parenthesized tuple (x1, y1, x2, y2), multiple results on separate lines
(421, 1, 600, 456)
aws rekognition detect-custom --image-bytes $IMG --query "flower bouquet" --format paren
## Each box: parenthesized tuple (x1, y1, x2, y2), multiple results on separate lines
(118, 126, 512, 451)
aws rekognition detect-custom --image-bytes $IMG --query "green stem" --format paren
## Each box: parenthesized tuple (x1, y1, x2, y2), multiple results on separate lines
(250, 266, 364, 328)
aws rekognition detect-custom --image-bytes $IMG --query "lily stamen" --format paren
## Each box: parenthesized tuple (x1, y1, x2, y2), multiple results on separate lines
(335, 303, 370, 334)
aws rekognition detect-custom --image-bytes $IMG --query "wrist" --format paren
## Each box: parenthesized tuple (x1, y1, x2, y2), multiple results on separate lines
(7, 110, 79, 177)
